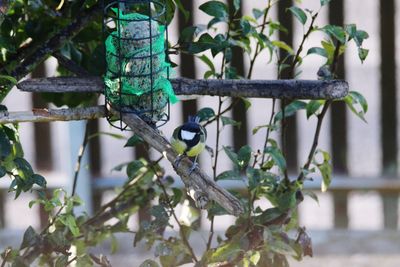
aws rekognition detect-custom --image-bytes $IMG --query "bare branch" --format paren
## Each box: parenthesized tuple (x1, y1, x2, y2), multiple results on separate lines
(0, 106, 105, 124)
(53, 52, 92, 77)
(17, 77, 349, 100)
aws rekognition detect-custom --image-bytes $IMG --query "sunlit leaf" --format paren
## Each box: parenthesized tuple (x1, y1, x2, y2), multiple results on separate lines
(288, 6, 307, 25)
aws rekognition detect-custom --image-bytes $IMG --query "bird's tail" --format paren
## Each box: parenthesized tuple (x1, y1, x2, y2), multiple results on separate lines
(188, 115, 201, 124)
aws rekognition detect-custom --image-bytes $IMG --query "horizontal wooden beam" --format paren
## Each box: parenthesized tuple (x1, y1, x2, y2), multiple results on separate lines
(0, 106, 106, 124)
(17, 77, 348, 100)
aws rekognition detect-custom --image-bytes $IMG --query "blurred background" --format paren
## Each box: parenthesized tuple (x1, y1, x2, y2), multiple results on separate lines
(1, 0, 400, 266)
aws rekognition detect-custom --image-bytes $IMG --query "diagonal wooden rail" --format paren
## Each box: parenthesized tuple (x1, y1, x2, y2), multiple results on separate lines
(17, 77, 349, 100)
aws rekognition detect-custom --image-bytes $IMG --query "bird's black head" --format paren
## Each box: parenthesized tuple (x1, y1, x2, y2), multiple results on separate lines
(181, 121, 201, 133)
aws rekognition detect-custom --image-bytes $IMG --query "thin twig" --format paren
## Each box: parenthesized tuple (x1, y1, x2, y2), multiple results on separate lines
(206, 96, 224, 251)
(261, 98, 276, 165)
(247, 0, 272, 79)
(154, 173, 198, 263)
(72, 121, 90, 197)
(1, 248, 11, 267)
(53, 52, 91, 77)
(203, 98, 240, 127)
(289, 12, 319, 77)
(297, 100, 331, 182)
(66, 256, 77, 266)
(85, 156, 163, 226)
(297, 41, 342, 182)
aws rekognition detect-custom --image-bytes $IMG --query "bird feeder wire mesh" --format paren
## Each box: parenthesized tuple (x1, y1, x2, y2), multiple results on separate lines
(103, 0, 178, 130)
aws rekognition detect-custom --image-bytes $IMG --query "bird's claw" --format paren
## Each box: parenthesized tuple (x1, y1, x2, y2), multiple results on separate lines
(188, 162, 199, 175)
(174, 154, 184, 168)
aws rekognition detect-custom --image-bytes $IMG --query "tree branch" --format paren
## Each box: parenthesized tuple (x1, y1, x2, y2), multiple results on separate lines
(121, 113, 245, 216)
(53, 52, 92, 77)
(0, 106, 105, 124)
(17, 77, 349, 100)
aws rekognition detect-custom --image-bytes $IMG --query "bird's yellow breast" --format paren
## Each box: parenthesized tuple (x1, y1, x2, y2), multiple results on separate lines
(170, 138, 187, 155)
(186, 142, 205, 157)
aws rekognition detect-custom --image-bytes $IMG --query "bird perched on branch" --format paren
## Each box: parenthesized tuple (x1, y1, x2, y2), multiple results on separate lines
(171, 116, 207, 173)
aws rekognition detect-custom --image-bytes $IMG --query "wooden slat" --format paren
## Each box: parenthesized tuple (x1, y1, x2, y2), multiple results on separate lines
(178, 0, 201, 229)
(380, 0, 399, 229)
(32, 64, 54, 171)
(329, 0, 349, 229)
(178, 0, 198, 123)
(89, 176, 400, 193)
(228, 0, 249, 155)
(278, 0, 298, 173)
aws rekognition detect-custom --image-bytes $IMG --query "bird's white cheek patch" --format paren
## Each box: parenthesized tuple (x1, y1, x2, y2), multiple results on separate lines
(181, 130, 196, 140)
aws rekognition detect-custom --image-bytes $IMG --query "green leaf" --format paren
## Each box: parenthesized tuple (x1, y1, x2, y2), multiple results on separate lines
(173, 0, 190, 22)
(358, 47, 369, 62)
(64, 214, 80, 237)
(320, 0, 331, 6)
(252, 8, 264, 19)
(0, 166, 6, 178)
(32, 174, 46, 188)
(188, 33, 219, 54)
(271, 40, 294, 55)
(199, 1, 228, 19)
(238, 145, 252, 169)
(0, 129, 12, 159)
(239, 18, 252, 36)
(264, 146, 286, 172)
(303, 190, 319, 204)
(124, 135, 143, 147)
(208, 242, 242, 263)
(55, 255, 69, 267)
(344, 91, 368, 122)
(313, 150, 332, 192)
(268, 239, 298, 257)
(288, 6, 307, 25)
(306, 100, 324, 118)
(307, 47, 328, 58)
(20, 226, 39, 249)
(354, 30, 369, 47)
(198, 54, 216, 74)
(111, 234, 118, 254)
(126, 160, 145, 179)
(252, 124, 277, 135)
(197, 107, 215, 122)
(241, 97, 252, 110)
(14, 158, 34, 179)
(0, 75, 17, 86)
(322, 25, 346, 44)
(223, 146, 239, 167)
(216, 170, 242, 181)
(233, 0, 241, 12)
(274, 100, 307, 122)
(221, 116, 241, 128)
(139, 260, 160, 267)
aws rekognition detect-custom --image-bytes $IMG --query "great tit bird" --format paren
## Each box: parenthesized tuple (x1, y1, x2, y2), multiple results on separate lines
(171, 116, 207, 173)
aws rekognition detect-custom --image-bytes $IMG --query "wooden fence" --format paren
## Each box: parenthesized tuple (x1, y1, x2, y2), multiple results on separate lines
(1, 0, 400, 231)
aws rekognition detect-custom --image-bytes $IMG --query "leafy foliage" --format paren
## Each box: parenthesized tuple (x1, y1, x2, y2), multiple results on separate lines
(0, 0, 369, 266)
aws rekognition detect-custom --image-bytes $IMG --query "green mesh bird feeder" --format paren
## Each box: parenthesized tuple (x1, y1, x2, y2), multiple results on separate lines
(103, 0, 177, 129)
